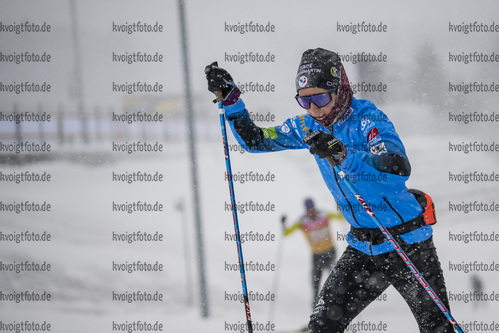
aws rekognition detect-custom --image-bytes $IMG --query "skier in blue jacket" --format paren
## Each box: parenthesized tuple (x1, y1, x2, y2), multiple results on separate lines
(205, 48, 453, 333)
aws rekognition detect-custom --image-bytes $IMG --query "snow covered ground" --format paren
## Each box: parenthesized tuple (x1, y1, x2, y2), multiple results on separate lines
(1, 109, 498, 332)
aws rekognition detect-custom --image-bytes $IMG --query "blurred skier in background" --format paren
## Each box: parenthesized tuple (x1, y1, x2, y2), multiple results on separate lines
(281, 197, 344, 309)
(205, 47, 455, 332)
(471, 274, 484, 310)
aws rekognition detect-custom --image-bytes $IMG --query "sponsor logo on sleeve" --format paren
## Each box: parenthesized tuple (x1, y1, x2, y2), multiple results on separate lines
(367, 127, 379, 142)
(280, 123, 290, 134)
(361, 119, 376, 136)
(370, 142, 387, 155)
(262, 127, 278, 139)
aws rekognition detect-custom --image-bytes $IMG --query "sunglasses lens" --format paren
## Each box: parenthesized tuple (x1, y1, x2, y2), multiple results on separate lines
(311, 93, 332, 107)
(296, 97, 310, 109)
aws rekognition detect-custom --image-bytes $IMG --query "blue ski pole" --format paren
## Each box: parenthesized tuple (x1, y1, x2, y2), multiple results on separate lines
(216, 90, 253, 333)
(325, 156, 463, 333)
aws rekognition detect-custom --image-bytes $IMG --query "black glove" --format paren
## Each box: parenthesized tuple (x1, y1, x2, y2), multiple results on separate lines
(204, 62, 240, 105)
(303, 130, 346, 161)
(280, 215, 287, 232)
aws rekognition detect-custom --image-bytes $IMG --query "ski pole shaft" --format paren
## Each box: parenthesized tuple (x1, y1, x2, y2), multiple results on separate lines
(267, 219, 285, 323)
(218, 95, 253, 333)
(325, 157, 464, 333)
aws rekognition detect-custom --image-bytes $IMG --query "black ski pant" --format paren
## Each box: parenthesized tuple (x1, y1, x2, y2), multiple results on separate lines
(308, 237, 454, 333)
(312, 248, 336, 308)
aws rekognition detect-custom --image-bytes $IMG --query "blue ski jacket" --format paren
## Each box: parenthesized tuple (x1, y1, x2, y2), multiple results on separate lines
(224, 97, 432, 256)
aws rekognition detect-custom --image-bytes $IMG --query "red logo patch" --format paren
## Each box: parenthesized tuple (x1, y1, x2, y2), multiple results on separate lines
(367, 127, 379, 141)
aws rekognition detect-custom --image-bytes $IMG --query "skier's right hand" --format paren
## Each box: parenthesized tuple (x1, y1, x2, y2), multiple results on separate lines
(204, 62, 241, 106)
(303, 130, 346, 162)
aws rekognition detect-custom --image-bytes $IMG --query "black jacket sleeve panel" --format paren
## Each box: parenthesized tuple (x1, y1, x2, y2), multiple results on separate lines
(372, 154, 411, 177)
(232, 111, 267, 150)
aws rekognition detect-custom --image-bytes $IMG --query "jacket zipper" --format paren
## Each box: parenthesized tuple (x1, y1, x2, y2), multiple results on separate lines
(383, 197, 405, 224)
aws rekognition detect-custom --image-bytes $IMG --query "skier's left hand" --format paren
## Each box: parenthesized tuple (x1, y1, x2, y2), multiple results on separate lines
(303, 130, 346, 161)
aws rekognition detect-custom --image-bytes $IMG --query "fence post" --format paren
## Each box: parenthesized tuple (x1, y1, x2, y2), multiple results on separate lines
(14, 103, 22, 143)
(57, 104, 64, 145)
(95, 105, 101, 143)
(38, 103, 45, 142)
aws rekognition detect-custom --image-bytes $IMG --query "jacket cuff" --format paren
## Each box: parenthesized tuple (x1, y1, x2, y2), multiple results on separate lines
(224, 99, 246, 120)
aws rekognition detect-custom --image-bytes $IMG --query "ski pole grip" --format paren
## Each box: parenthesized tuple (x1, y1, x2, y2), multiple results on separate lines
(204, 63, 224, 103)
(326, 156, 337, 167)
